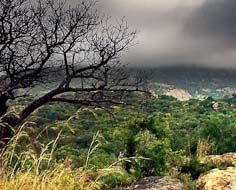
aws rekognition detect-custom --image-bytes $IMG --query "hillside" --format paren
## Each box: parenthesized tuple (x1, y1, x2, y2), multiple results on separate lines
(130, 65, 236, 99)
(3, 94, 236, 189)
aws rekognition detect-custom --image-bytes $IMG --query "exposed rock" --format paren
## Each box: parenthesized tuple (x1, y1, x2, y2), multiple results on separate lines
(201, 153, 236, 166)
(197, 167, 236, 190)
(114, 176, 184, 190)
(165, 89, 192, 101)
(222, 87, 236, 96)
(212, 102, 221, 111)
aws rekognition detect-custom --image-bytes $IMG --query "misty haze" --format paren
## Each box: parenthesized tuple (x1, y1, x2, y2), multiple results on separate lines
(0, 0, 236, 189)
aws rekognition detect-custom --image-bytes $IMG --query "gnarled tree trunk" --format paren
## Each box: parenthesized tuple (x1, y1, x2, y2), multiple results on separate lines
(0, 88, 62, 153)
(0, 95, 8, 117)
(0, 95, 12, 153)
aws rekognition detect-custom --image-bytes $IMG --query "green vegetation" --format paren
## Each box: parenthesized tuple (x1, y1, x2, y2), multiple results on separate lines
(3, 95, 236, 189)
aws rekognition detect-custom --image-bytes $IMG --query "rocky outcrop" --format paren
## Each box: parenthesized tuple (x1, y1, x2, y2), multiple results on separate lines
(201, 153, 236, 166)
(114, 176, 184, 190)
(165, 89, 192, 101)
(197, 167, 236, 190)
(212, 102, 221, 111)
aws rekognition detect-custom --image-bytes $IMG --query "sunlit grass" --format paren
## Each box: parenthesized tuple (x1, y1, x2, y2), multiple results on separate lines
(196, 138, 213, 160)
(0, 165, 126, 190)
(0, 123, 130, 190)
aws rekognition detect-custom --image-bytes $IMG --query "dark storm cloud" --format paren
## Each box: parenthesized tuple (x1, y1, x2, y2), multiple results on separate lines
(71, 0, 236, 68)
(185, 0, 236, 50)
(98, 1, 188, 29)
(97, 0, 201, 67)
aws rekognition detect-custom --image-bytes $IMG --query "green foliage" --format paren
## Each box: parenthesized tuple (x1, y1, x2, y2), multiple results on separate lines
(135, 130, 170, 176)
(181, 157, 215, 179)
(11, 95, 236, 189)
(100, 170, 135, 189)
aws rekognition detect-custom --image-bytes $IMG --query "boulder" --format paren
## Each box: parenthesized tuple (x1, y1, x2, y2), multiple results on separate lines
(212, 102, 221, 111)
(197, 167, 236, 190)
(165, 89, 192, 101)
(114, 176, 184, 190)
(201, 153, 236, 166)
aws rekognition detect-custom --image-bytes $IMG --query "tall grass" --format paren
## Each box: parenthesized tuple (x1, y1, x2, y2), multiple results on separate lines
(0, 123, 128, 190)
(196, 138, 213, 160)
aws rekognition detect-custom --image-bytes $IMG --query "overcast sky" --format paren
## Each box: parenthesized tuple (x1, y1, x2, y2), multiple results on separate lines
(95, 0, 236, 68)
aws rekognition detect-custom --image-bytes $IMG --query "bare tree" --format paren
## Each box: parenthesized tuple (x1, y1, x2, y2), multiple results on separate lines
(0, 0, 143, 151)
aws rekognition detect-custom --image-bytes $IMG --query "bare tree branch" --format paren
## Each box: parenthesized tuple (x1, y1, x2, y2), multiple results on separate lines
(0, 0, 147, 152)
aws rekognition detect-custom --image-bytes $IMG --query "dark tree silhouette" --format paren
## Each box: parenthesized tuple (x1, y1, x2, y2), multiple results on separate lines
(0, 0, 143, 152)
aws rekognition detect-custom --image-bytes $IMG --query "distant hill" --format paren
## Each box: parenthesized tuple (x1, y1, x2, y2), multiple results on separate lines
(128, 65, 236, 99)
(26, 65, 236, 99)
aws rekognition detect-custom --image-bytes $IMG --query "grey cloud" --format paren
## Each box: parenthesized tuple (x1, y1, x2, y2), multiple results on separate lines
(98, 0, 198, 66)
(72, 0, 236, 68)
(185, 0, 236, 50)
(99, 0, 192, 30)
